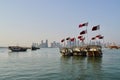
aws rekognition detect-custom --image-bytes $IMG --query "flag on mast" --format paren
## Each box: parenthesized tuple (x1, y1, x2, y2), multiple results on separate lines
(80, 37, 85, 41)
(96, 35, 101, 38)
(92, 25, 100, 31)
(91, 37, 96, 40)
(80, 30, 87, 35)
(79, 22, 88, 28)
(61, 39, 65, 42)
(78, 36, 83, 39)
(99, 36, 104, 39)
(66, 37, 70, 40)
(70, 38, 75, 42)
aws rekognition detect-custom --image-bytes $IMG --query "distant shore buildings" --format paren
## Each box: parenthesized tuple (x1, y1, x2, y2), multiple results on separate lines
(60, 39, 105, 48)
(51, 41, 62, 48)
(33, 39, 62, 48)
(39, 40, 48, 48)
(32, 39, 119, 49)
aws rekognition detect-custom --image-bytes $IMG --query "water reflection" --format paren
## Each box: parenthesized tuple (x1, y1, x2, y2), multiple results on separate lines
(86, 57, 103, 80)
(60, 56, 102, 80)
(8, 52, 24, 56)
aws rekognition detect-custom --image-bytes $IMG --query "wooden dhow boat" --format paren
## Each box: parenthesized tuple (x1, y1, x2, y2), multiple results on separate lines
(31, 43, 40, 50)
(60, 45, 102, 57)
(8, 46, 28, 52)
(60, 22, 104, 57)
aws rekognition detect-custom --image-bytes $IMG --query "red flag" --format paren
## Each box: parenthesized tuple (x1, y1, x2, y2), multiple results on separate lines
(66, 37, 70, 40)
(78, 36, 83, 39)
(80, 30, 87, 35)
(91, 37, 96, 40)
(80, 37, 85, 41)
(99, 36, 104, 39)
(96, 35, 101, 38)
(61, 39, 65, 42)
(79, 22, 88, 28)
(70, 38, 75, 42)
(92, 25, 100, 31)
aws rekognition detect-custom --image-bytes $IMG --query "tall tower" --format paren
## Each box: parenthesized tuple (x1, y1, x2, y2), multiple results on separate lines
(46, 39, 48, 48)
(40, 40, 44, 48)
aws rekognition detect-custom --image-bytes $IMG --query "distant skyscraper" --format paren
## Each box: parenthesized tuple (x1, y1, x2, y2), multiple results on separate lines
(46, 39, 48, 48)
(41, 40, 43, 45)
(39, 40, 48, 48)
(50, 41, 61, 48)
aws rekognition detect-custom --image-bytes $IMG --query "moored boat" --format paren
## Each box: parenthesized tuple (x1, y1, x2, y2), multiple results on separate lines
(60, 22, 104, 57)
(60, 47, 73, 56)
(86, 45, 102, 57)
(31, 43, 40, 50)
(60, 45, 102, 57)
(31, 46, 40, 50)
(8, 46, 28, 52)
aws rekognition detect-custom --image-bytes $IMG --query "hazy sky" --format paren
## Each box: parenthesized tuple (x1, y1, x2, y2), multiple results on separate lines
(0, 0, 120, 46)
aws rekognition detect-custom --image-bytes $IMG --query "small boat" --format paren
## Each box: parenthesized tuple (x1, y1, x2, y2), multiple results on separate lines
(60, 47, 73, 56)
(8, 46, 28, 52)
(31, 46, 40, 50)
(31, 43, 40, 50)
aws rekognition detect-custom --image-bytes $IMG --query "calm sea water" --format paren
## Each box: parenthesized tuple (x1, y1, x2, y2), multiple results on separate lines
(0, 48, 120, 80)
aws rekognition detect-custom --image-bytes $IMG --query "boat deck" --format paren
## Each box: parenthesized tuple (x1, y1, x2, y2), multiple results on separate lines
(60, 45, 102, 57)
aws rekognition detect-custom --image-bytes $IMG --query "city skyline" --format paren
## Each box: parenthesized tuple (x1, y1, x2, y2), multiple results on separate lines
(32, 39, 61, 48)
(0, 0, 120, 47)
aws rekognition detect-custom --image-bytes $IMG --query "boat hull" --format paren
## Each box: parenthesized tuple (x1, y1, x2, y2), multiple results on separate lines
(31, 46, 40, 50)
(60, 45, 102, 57)
(8, 46, 28, 52)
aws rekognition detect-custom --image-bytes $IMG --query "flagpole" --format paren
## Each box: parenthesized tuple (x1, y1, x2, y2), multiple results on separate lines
(64, 41, 65, 47)
(86, 26, 88, 45)
(98, 25, 100, 45)
(74, 37, 76, 47)
(86, 22, 88, 46)
(70, 40, 71, 48)
(103, 37, 105, 47)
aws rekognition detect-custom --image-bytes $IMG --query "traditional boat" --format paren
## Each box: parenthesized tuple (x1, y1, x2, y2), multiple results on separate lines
(60, 47, 73, 56)
(60, 22, 104, 57)
(31, 43, 40, 50)
(60, 45, 102, 57)
(31, 46, 40, 50)
(86, 45, 102, 57)
(8, 46, 28, 52)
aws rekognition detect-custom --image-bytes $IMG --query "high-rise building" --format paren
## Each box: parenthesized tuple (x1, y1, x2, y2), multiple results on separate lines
(50, 41, 61, 48)
(39, 40, 49, 48)
(45, 39, 48, 48)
